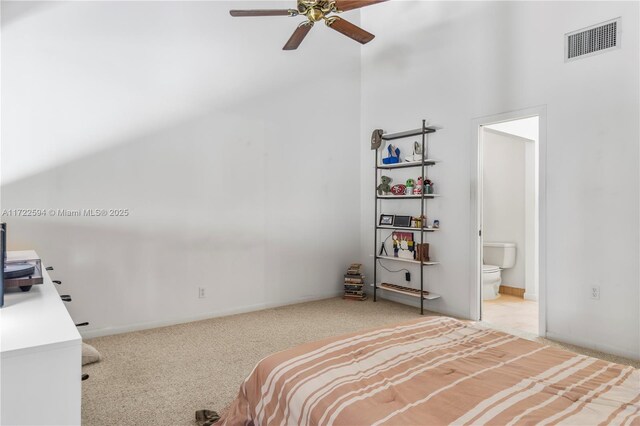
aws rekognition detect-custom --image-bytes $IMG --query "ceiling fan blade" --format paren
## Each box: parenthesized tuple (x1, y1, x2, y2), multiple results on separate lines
(283, 21, 314, 50)
(325, 17, 374, 44)
(334, 0, 388, 12)
(229, 9, 298, 17)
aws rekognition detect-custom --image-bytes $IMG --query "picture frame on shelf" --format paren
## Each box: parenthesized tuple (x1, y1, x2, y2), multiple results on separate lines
(392, 231, 414, 259)
(379, 214, 394, 226)
(393, 215, 412, 228)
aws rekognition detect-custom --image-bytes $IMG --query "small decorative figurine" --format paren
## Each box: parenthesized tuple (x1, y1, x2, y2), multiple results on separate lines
(433, 219, 440, 229)
(414, 177, 423, 195)
(405, 178, 415, 195)
(377, 176, 392, 195)
(382, 144, 400, 164)
(390, 184, 406, 195)
(412, 215, 426, 229)
(424, 178, 434, 194)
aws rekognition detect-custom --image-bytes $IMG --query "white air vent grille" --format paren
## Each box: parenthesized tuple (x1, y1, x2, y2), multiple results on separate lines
(566, 18, 619, 61)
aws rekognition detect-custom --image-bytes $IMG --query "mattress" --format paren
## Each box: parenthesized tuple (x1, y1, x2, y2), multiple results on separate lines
(218, 316, 640, 425)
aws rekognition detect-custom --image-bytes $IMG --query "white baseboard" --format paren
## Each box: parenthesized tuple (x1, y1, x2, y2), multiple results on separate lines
(80, 291, 343, 339)
(545, 331, 640, 361)
(524, 292, 538, 301)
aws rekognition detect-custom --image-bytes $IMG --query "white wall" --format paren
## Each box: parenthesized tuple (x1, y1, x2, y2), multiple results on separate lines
(482, 128, 530, 289)
(361, 1, 639, 359)
(1, 1, 362, 337)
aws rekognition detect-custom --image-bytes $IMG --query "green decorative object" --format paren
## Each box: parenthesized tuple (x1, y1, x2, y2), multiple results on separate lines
(405, 178, 415, 195)
(377, 176, 392, 195)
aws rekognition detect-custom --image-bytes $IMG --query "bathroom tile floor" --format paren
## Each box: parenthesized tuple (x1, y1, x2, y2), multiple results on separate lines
(483, 294, 538, 335)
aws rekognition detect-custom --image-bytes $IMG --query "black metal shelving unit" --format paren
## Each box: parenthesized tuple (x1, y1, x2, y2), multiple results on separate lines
(373, 120, 441, 315)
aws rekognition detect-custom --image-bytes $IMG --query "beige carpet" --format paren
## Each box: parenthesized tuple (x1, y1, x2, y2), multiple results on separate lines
(82, 297, 639, 426)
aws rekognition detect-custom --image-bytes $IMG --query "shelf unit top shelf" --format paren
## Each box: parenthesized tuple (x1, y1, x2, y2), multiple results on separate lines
(376, 226, 439, 232)
(371, 283, 442, 300)
(376, 255, 440, 266)
(377, 159, 440, 170)
(381, 126, 440, 141)
(377, 194, 440, 199)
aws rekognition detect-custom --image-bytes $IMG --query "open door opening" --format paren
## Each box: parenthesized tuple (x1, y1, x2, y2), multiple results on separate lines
(472, 109, 545, 337)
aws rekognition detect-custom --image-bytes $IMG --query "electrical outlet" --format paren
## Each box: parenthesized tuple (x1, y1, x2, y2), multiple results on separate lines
(590, 285, 600, 300)
(198, 287, 206, 299)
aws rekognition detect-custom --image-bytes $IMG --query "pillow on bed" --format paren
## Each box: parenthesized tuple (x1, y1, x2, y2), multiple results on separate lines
(82, 342, 102, 365)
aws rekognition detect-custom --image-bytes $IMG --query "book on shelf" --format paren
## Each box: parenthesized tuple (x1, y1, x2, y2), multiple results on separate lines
(344, 278, 364, 284)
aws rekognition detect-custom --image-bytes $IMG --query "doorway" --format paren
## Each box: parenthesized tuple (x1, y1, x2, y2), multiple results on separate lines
(471, 108, 546, 337)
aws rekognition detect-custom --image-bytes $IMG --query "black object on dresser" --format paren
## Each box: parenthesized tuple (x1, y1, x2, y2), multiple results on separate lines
(1, 223, 5, 307)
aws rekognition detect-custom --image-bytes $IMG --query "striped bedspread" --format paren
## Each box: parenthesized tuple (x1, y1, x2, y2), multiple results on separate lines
(219, 316, 640, 425)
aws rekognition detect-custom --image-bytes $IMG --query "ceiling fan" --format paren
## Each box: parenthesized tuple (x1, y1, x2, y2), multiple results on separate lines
(229, 0, 388, 50)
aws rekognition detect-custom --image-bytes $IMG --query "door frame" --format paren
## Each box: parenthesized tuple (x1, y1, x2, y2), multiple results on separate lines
(469, 106, 547, 337)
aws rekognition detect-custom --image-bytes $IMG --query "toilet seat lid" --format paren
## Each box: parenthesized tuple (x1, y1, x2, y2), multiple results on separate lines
(483, 264, 500, 273)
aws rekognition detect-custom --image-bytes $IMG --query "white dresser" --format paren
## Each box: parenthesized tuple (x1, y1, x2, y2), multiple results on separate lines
(1, 251, 82, 425)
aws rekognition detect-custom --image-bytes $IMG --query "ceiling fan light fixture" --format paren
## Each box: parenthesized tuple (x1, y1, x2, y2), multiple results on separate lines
(229, 0, 387, 50)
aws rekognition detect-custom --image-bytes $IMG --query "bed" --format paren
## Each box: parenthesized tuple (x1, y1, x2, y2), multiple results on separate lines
(218, 316, 640, 425)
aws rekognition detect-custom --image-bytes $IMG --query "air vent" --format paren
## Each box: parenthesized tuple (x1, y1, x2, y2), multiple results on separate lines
(566, 18, 620, 61)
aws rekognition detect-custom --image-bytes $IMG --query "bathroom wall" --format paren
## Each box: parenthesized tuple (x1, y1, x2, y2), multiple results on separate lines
(482, 128, 533, 290)
(484, 116, 539, 300)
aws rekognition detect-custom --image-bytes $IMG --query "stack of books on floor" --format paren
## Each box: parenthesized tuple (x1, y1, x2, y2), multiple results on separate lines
(343, 263, 367, 301)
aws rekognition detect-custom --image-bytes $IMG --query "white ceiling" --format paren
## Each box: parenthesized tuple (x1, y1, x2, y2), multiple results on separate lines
(485, 116, 539, 141)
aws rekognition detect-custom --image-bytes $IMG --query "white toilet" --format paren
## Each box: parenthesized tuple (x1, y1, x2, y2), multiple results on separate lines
(482, 242, 516, 300)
